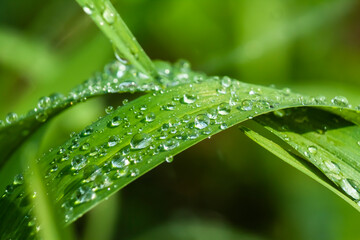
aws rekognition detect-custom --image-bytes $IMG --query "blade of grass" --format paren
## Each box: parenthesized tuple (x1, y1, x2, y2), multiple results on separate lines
(75, 0, 158, 79)
(1, 74, 359, 239)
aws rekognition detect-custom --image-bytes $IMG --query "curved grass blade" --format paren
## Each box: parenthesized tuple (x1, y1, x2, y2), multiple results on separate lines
(252, 108, 360, 208)
(0, 60, 170, 168)
(1, 74, 359, 239)
(75, 0, 158, 78)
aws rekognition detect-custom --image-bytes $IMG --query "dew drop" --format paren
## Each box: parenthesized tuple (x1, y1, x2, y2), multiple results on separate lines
(308, 146, 318, 154)
(161, 139, 179, 151)
(217, 103, 231, 115)
(71, 155, 88, 170)
(13, 174, 24, 185)
(6, 112, 18, 124)
(37, 96, 51, 110)
(241, 100, 253, 111)
(194, 114, 210, 129)
(130, 168, 140, 177)
(331, 96, 349, 107)
(81, 143, 90, 151)
(93, 175, 112, 190)
(340, 179, 360, 200)
(74, 186, 96, 204)
(220, 123, 228, 130)
(165, 155, 174, 163)
(221, 76, 232, 88)
(105, 106, 114, 114)
(111, 155, 130, 168)
(109, 116, 121, 127)
(102, 7, 115, 24)
(35, 112, 48, 122)
(108, 136, 120, 147)
(181, 94, 197, 104)
(81, 127, 93, 137)
(83, 6, 93, 15)
(145, 112, 156, 122)
(130, 133, 152, 149)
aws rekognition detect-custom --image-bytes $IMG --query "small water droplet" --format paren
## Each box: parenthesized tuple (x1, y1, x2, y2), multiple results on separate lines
(220, 123, 228, 130)
(74, 186, 96, 204)
(165, 155, 174, 163)
(71, 155, 88, 170)
(130, 133, 152, 149)
(308, 146, 318, 154)
(102, 7, 115, 24)
(105, 106, 114, 114)
(194, 114, 210, 129)
(109, 116, 121, 127)
(81, 143, 90, 151)
(13, 174, 24, 185)
(241, 100, 253, 111)
(221, 76, 232, 88)
(37, 96, 51, 110)
(181, 94, 197, 104)
(6, 112, 18, 124)
(81, 127, 93, 137)
(340, 179, 360, 200)
(111, 155, 130, 168)
(145, 112, 156, 122)
(331, 96, 349, 107)
(161, 139, 179, 151)
(108, 136, 120, 147)
(83, 6, 93, 15)
(130, 168, 140, 177)
(217, 103, 231, 115)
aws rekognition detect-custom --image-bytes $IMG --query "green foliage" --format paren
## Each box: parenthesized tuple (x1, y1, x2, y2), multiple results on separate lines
(0, 0, 360, 239)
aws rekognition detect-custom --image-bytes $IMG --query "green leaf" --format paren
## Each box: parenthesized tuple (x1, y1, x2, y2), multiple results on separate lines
(1, 64, 359, 239)
(251, 108, 360, 210)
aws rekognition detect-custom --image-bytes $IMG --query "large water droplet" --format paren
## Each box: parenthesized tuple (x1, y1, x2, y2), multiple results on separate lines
(130, 133, 152, 149)
(194, 114, 210, 129)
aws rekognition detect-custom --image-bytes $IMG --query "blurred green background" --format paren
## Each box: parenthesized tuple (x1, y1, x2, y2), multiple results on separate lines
(1, 0, 360, 239)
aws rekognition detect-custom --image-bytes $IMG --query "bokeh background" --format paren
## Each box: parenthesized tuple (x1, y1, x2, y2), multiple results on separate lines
(1, 0, 360, 239)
